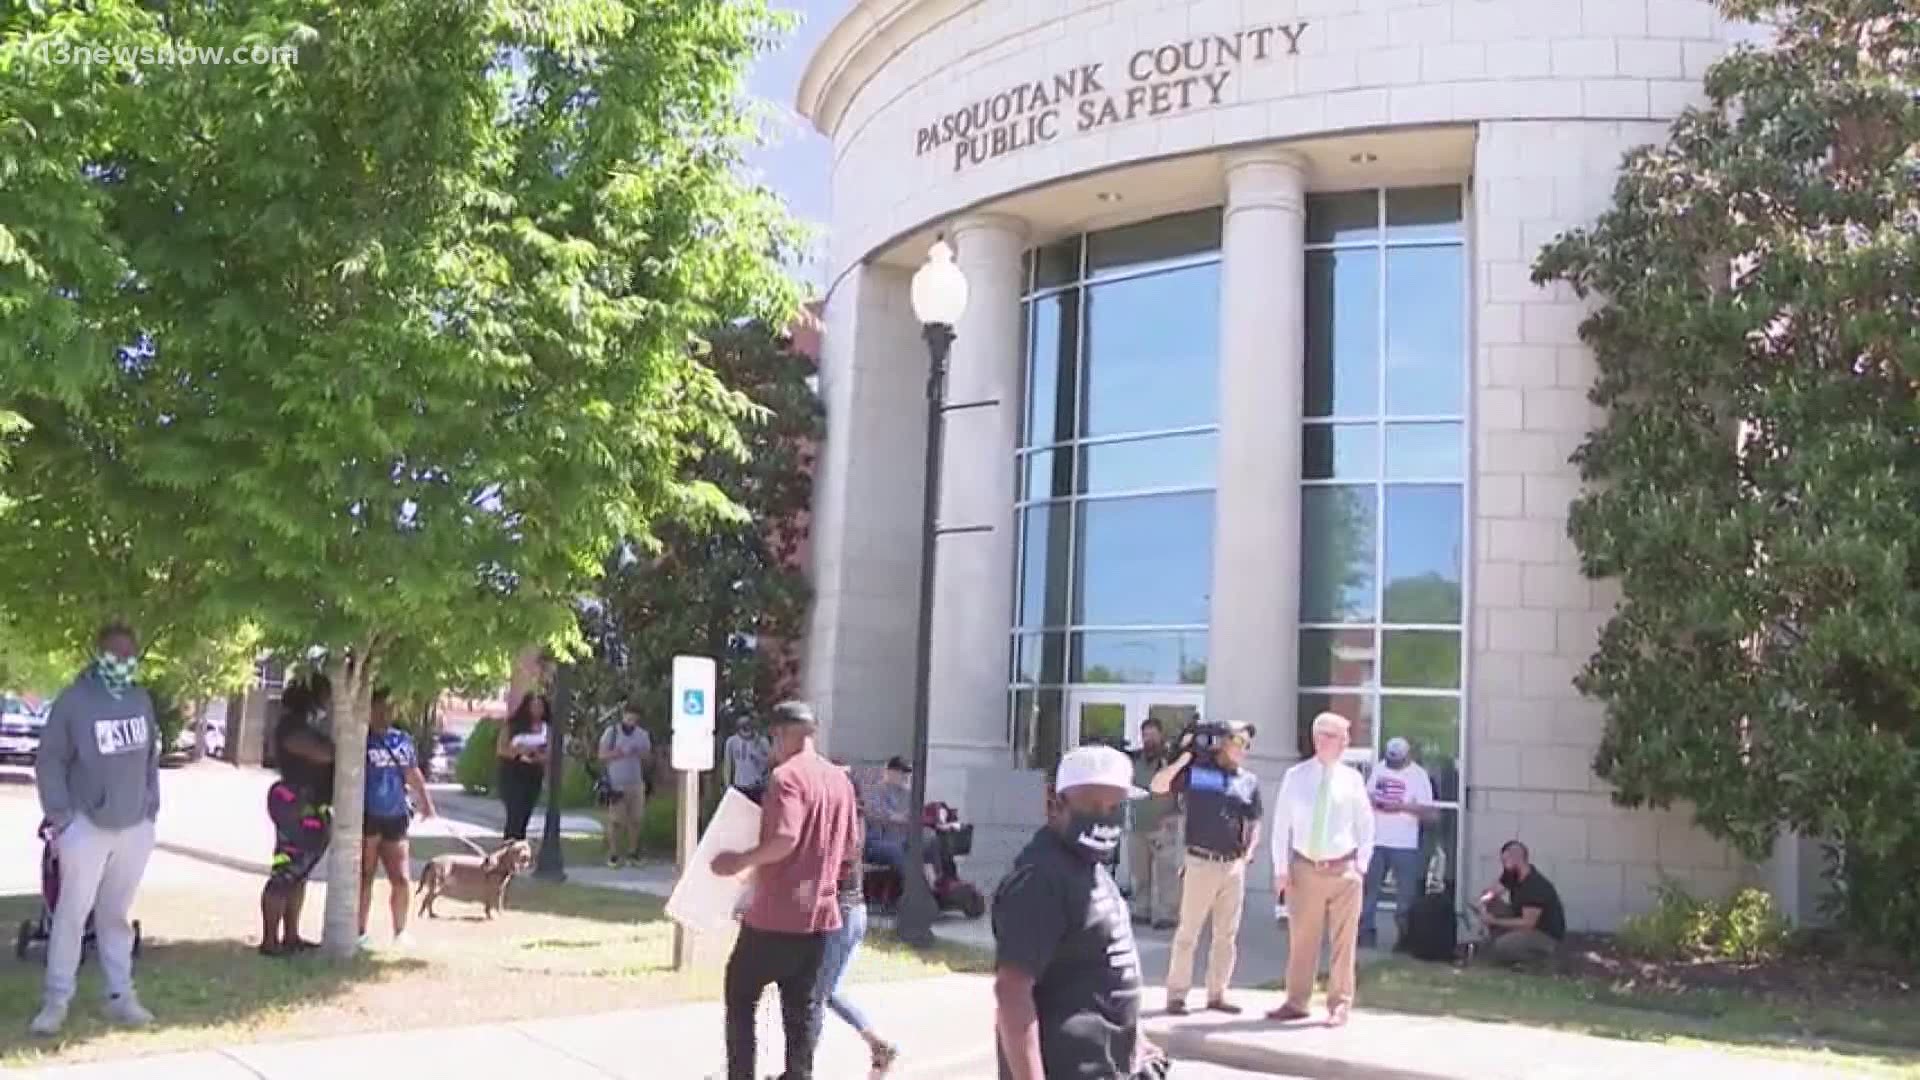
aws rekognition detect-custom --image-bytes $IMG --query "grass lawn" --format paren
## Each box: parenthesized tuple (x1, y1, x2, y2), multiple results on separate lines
(1359, 956, 1920, 1076)
(0, 855, 985, 1069)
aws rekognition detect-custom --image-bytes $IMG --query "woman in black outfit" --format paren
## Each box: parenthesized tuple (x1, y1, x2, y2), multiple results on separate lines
(259, 674, 335, 956)
(496, 692, 550, 841)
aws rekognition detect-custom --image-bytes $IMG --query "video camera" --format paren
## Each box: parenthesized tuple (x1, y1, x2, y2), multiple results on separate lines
(1181, 719, 1255, 755)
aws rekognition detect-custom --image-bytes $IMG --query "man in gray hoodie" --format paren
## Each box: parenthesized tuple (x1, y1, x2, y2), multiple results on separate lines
(31, 620, 160, 1036)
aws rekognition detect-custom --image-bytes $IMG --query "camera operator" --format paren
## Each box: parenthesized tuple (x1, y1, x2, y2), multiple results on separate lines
(1148, 720, 1262, 1016)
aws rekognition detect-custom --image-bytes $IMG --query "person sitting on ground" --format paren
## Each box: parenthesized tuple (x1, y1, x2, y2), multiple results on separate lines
(358, 688, 435, 949)
(1472, 840, 1566, 968)
(259, 674, 335, 957)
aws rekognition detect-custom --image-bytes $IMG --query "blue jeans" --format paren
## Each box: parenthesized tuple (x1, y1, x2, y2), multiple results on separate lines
(812, 900, 872, 1036)
(1361, 846, 1427, 940)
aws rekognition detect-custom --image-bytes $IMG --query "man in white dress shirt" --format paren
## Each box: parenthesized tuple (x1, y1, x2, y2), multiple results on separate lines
(1266, 712, 1374, 1027)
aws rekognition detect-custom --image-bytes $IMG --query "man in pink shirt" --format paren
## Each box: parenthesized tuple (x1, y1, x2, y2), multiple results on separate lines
(711, 701, 858, 1080)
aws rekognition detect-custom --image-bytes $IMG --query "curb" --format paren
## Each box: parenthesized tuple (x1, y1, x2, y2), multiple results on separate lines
(1155, 1025, 1449, 1080)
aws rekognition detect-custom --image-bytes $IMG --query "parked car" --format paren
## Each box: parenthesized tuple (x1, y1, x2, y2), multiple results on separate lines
(0, 698, 45, 765)
(173, 714, 228, 758)
(429, 731, 464, 781)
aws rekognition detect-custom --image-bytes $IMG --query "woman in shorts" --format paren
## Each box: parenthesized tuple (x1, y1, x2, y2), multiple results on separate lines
(358, 688, 434, 948)
(260, 675, 335, 957)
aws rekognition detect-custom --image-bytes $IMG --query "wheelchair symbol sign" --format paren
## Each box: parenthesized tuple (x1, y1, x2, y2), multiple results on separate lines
(682, 689, 705, 718)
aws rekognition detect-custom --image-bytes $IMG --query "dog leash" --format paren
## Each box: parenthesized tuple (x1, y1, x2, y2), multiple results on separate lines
(430, 819, 493, 858)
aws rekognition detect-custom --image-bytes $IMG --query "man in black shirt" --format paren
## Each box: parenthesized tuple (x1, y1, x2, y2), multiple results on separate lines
(1149, 720, 1262, 1015)
(1472, 840, 1566, 967)
(993, 745, 1166, 1080)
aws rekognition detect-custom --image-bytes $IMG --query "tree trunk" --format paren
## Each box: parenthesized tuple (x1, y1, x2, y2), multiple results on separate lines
(321, 648, 378, 958)
(507, 644, 546, 714)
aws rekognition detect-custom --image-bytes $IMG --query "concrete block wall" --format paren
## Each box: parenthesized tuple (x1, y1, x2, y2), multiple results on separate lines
(1468, 119, 1752, 930)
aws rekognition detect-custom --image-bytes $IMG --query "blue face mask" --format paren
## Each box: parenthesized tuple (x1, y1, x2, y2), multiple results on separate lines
(95, 652, 138, 696)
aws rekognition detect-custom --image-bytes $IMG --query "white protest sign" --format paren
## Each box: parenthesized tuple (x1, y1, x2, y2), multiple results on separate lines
(664, 786, 761, 936)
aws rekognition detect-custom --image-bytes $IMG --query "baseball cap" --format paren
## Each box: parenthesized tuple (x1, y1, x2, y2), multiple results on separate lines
(768, 701, 816, 729)
(1055, 745, 1147, 798)
(1384, 737, 1411, 761)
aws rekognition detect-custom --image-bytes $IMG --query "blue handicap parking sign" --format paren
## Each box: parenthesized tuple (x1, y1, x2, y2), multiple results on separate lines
(682, 689, 705, 718)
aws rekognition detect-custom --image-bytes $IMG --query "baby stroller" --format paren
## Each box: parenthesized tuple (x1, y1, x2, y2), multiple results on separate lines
(14, 819, 142, 962)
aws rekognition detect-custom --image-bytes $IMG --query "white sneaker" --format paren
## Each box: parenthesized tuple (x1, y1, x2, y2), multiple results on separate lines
(391, 931, 416, 950)
(104, 993, 154, 1027)
(356, 933, 372, 950)
(29, 1001, 67, 1037)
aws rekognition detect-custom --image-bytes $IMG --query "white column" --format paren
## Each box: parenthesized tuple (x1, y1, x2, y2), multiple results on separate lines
(1207, 149, 1309, 756)
(927, 213, 1028, 773)
(805, 263, 927, 761)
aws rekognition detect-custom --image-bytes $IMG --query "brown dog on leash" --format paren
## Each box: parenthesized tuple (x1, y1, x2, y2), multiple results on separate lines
(416, 840, 534, 919)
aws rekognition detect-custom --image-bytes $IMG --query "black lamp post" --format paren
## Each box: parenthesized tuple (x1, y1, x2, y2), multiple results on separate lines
(897, 236, 969, 948)
(536, 658, 568, 882)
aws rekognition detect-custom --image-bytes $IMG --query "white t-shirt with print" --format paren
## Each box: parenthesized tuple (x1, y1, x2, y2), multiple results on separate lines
(1367, 762, 1433, 851)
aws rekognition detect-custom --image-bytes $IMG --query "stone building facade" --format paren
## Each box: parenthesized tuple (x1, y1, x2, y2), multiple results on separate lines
(797, 0, 1804, 929)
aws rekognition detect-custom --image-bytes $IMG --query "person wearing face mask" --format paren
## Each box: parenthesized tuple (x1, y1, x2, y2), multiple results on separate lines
(597, 702, 653, 867)
(31, 621, 161, 1037)
(1150, 718, 1262, 1017)
(1360, 737, 1434, 950)
(993, 744, 1167, 1080)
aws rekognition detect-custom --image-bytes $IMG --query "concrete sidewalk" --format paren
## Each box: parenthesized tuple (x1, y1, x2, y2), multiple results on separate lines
(18, 981, 1869, 1080)
(16, 974, 1000, 1080)
(1143, 992, 1857, 1079)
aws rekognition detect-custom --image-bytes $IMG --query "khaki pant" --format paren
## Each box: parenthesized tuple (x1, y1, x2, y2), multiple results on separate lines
(1284, 856, 1364, 1011)
(1128, 816, 1183, 924)
(605, 786, 646, 858)
(1166, 852, 1246, 1002)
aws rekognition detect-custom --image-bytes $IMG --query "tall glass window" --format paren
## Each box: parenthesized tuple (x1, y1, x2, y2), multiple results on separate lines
(1010, 209, 1223, 768)
(1297, 187, 1468, 888)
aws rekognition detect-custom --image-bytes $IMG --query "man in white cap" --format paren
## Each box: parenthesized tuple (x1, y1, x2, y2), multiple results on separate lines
(1360, 737, 1434, 950)
(1267, 712, 1374, 1027)
(992, 745, 1166, 1080)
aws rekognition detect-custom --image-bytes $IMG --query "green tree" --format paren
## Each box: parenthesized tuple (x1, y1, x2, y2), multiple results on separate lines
(0, 1, 798, 954)
(574, 322, 819, 751)
(1535, 0, 1920, 955)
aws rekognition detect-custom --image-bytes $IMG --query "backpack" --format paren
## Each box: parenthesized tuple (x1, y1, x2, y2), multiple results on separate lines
(1405, 892, 1458, 962)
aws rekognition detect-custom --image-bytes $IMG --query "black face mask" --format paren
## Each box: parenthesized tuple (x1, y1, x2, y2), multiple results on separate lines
(1055, 805, 1125, 862)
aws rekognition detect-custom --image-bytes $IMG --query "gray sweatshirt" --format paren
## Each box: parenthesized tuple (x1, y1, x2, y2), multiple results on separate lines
(36, 671, 161, 831)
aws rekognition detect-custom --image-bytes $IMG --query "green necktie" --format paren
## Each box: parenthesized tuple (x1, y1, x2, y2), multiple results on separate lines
(1309, 763, 1333, 858)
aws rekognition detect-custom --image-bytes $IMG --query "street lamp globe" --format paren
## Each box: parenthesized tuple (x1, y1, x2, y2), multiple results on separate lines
(910, 238, 969, 327)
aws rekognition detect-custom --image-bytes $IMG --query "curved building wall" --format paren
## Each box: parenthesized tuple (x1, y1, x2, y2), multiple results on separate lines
(809, 0, 1733, 277)
(800, 0, 1766, 932)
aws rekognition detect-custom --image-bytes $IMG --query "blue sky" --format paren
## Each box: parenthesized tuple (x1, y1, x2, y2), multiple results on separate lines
(745, 1, 845, 288)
